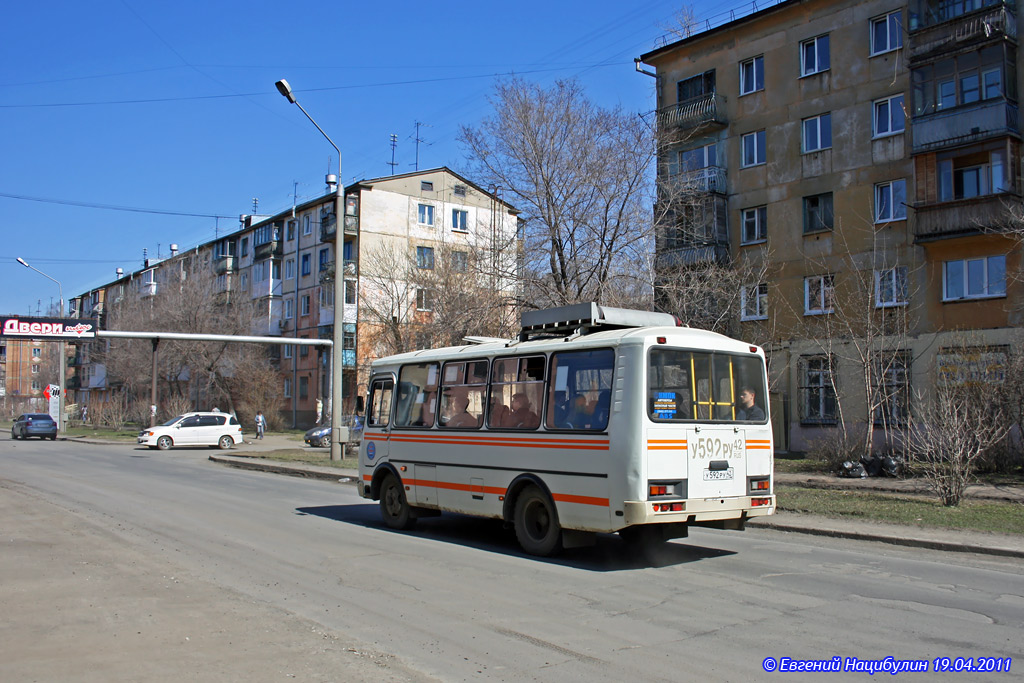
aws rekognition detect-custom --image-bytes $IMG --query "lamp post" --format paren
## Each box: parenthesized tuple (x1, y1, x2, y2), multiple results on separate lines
(16, 257, 65, 433)
(275, 79, 346, 462)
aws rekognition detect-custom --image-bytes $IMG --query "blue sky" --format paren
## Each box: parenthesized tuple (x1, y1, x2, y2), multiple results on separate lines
(1, 0, 747, 316)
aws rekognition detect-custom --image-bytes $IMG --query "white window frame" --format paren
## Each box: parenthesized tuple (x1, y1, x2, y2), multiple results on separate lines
(870, 11, 903, 56)
(452, 209, 469, 232)
(801, 34, 830, 77)
(302, 215, 312, 236)
(301, 294, 310, 316)
(741, 130, 766, 167)
(739, 55, 764, 95)
(802, 113, 832, 153)
(741, 206, 767, 244)
(875, 266, 909, 308)
(416, 246, 435, 270)
(285, 258, 295, 280)
(943, 255, 1007, 301)
(873, 94, 906, 137)
(284, 299, 294, 319)
(874, 179, 907, 222)
(418, 203, 435, 226)
(741, 283, 768, 321)
(283, 344, 293, 359)
(416, 288, 435, 311)
(32, 348, 41, 358)
(804, 274, 835, 315)
(283, 378, 292, 398)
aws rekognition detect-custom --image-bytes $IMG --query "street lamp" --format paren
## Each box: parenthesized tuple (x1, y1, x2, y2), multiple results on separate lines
(16, 257, 66, 433)
(275, 79, 347, 462)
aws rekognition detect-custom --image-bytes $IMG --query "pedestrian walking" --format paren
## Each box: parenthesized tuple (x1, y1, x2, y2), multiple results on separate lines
(255, 411, 266, 439)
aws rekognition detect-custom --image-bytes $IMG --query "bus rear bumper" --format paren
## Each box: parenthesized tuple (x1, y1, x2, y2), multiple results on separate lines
(622, 496, 775, 527)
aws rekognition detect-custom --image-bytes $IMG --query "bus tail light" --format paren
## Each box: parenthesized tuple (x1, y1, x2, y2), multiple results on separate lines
(649, 485, 667, 496)
(652, 502, 685, 513)
(749, 478, 770, 493)
(751, 497, 772, 507)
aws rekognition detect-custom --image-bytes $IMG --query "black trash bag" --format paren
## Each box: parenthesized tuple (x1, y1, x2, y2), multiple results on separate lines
(879, 455, 901, 477)
(839, 460, 867, 478)
(861, 455, 883, 477)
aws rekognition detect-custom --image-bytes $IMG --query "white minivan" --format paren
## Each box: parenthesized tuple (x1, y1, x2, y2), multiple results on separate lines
(138, 412, 243, 450)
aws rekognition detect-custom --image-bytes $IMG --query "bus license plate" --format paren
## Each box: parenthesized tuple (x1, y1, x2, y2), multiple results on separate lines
(704, 468, 734, 481)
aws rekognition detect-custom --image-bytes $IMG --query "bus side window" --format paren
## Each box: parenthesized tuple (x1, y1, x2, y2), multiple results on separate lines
(367, 379, 394, 428)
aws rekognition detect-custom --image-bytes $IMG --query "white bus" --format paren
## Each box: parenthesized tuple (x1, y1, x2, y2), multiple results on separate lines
(357, 304, 774, 556)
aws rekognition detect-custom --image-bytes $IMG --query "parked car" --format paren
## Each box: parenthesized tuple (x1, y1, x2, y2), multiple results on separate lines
(11, 413, 57, 440)
(138, 412, 243, 450)
(303, 415, 363, 448)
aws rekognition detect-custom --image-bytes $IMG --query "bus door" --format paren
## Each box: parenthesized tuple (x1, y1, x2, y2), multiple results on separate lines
(363, 377, 394, 465)
(686, 353, 748, 499)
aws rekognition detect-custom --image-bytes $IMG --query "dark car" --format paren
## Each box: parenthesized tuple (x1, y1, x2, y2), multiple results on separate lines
(12, 413, 58, 440)
(303, 416, 363, 448)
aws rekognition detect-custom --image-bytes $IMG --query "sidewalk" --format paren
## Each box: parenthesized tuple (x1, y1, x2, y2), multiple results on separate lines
(207, 439, 1024, 560)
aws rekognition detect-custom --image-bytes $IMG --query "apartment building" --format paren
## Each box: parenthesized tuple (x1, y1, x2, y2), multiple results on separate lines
(70, 168, 520, 427)
(640, 0, 1022, 451)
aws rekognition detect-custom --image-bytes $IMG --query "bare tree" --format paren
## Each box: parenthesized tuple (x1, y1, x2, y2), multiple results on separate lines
(907, 337, 1013, 505)
(460, 78, 654, 309)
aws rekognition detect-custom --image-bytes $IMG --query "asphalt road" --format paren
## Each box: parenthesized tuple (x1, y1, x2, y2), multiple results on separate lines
(2, 438, 1022, 682)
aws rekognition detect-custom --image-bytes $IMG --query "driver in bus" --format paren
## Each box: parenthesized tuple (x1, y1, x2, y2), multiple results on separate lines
(736, 386, 765, 421)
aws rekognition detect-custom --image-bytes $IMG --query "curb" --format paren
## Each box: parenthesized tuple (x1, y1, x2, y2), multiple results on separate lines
(209, 455, 359, 485)
(747, 519, 1024, 559)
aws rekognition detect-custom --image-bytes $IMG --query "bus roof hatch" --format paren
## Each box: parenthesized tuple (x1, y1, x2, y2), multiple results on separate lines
(519, 303, 679, 340)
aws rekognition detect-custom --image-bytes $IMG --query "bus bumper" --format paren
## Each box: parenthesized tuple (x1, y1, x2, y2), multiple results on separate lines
(622, 496, 775, 527)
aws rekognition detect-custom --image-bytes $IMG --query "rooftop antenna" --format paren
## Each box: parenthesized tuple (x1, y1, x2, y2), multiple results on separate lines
(292, 181, 298, 217)
(251, 197, 259, 213)
(387, 134, 398, 175)
(410, 121, 431, 171)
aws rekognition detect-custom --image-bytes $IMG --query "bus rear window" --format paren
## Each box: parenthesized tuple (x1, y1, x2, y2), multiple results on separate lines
(648, 349, 767, 423)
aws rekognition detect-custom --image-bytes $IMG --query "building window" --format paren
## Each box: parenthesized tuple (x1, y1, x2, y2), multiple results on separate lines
(801, 355, 837, 423)
(285, 299, 294, 319)
(416, 288, 435, 311)
(741, 130, 766, 167)
(318, 248, 329, 272)
(421, 180, 434, 192)
(300, 344, 309, 358)
(677, 70, 716, 102)
(741, 206, 767, 244)
(741, 283, 768, 321)
(803, 193, 834, 233)
(303, 215, 312, 236)
(31, 364, 40, 374)
(938, 151, 1008, 201)
(452, 209, 468, 232)
(943, 255, 1006, 301)
(454, 184, 467, 197)
(452, 251, 469, 273)
(875, 266, 909, 307)
(299, 376, 309, 400)
(240, 273, 248, 290)
(240, 237, 249, 257)
(875, 180, 907, 222)
(272, 260, 281, 280)
(301, 254, 311, 276)
(416, 246, 435, 270)
(32, 348, 41, 358)
(802, 113, 832, 152)
(739, 55, 764, 95)
(283, 378, 292, 398)
(31, 380, 41, 391)
(668, 142, 717, 176)
(418, 204, 435, 226)
(344, 279, 356, 305)
(912, 50, 1005, 115)
(285, 258, 295, 280)
(805, 274, 835, 315)
(874, 352, 910, 426)
(873, 94, 905, 137)
(283, 344, 293, 359)
(301, 295, 310, 316)
(801, 34, 830, 77)
(870, 11, 903, 56)
(287, 220, 296, 240)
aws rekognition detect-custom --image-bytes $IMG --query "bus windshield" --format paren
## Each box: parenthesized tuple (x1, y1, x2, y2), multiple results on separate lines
(648, 348, 767, 423)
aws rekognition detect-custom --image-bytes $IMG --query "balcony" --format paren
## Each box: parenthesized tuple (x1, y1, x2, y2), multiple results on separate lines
(344, 214, 358, 235)
(912, 101, 1019, 153)
(253, 240, 282, 261)
(655, 194, 730, 268)
(656, 93, 727, 134)
(213, 254, 236, 274)
(912, 193, 1015, 241)
(909, 2, 1016, 60)
(320, 210, 337, 242)
(665, 166, 727, 195)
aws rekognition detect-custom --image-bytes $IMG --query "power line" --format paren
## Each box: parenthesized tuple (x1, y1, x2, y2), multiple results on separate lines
(0, 191, 234, 219)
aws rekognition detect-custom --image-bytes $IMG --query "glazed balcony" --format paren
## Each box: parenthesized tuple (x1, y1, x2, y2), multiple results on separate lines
(911, 101, 1018, 153)
(909, 2, 1016, 61)
(213, 254, 236, 274)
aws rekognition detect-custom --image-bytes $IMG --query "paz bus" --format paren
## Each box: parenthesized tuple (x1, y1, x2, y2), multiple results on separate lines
(357, 303, 774, 556)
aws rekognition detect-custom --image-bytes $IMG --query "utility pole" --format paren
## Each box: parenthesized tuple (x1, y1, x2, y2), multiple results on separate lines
(387, 134, 398, 175)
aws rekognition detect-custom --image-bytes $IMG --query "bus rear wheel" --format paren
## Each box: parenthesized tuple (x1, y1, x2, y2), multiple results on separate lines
(379, 473, 416, 530)
(514, 485, 562, 556)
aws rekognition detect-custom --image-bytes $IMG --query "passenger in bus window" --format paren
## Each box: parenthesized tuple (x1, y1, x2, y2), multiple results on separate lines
(507, 392, 539, 429)
(736, 386, 765, 422)
(488, 393, 510, 428)
(447, 394, 479, 428)
(565, 393, 595, 429)
(592, 390, 611, 429)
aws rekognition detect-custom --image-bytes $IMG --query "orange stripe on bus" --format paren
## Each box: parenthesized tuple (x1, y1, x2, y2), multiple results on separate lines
(552, 493, 610, 507)
(394, 478, 608, 508)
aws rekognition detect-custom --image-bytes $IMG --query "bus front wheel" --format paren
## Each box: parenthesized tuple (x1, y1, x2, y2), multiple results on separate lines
(514, 486, 562, 556)
(379, 473, 416, 530)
